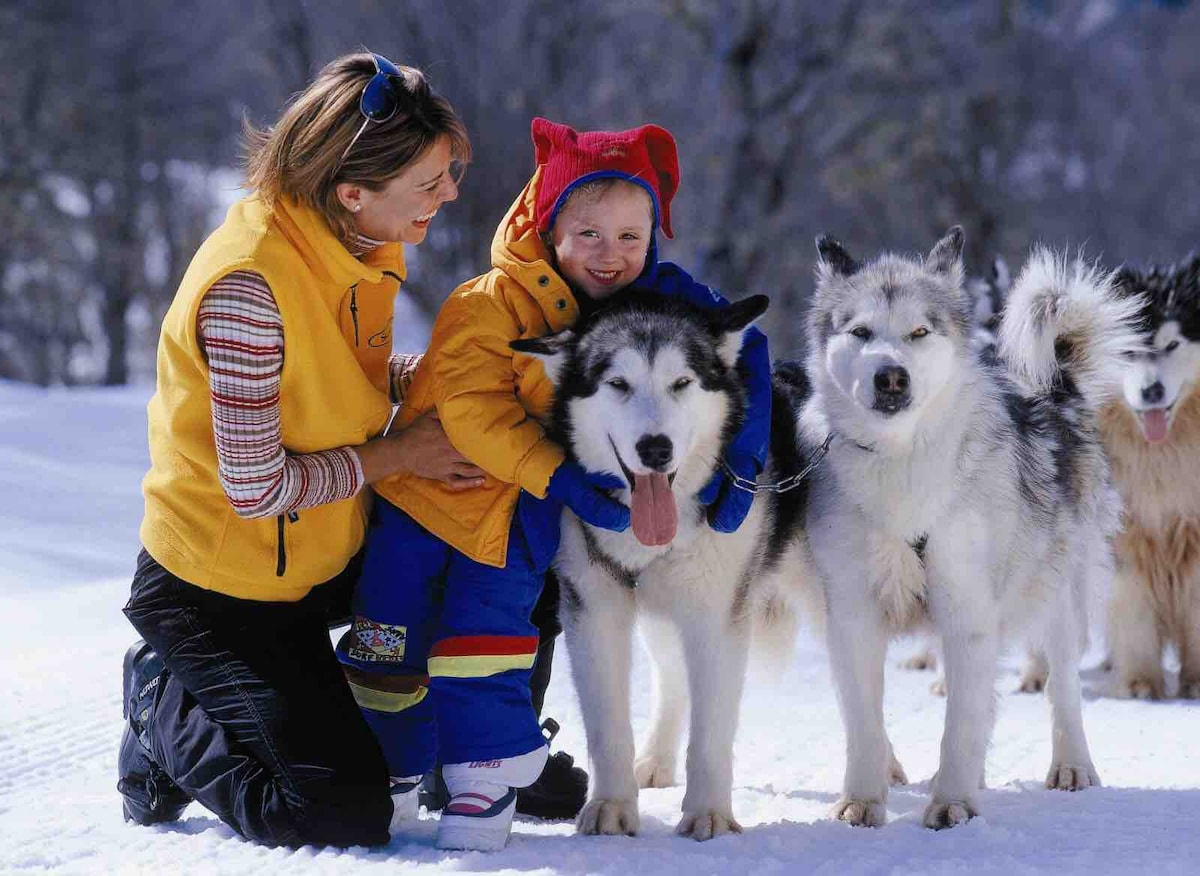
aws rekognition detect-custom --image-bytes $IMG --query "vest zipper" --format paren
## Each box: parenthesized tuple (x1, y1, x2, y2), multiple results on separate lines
(349, 285, 360, 346)
(276, 511, 299, 576)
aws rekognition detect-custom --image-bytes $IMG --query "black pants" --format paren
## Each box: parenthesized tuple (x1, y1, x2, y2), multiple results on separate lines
(123, 549, 392, 848)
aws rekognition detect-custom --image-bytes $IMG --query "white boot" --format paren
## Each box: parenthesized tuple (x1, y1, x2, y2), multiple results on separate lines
(389, 774, 423, 835)
(436, 746, 548, 851)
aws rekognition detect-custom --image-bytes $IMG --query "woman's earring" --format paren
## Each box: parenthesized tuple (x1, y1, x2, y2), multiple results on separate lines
(353, 204, 362, 213)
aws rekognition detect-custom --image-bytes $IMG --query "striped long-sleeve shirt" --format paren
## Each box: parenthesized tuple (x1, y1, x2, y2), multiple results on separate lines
(197, 242, 422, 519)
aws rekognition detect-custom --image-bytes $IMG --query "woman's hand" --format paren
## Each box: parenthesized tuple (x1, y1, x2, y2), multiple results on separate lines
(355, 413, 486, 490)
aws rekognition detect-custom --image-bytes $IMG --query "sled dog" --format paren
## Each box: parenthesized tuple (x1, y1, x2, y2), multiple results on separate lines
(1100, 255, 1200, 699)
(512, 292, 817, 840)
(798, 227, 1140, 828)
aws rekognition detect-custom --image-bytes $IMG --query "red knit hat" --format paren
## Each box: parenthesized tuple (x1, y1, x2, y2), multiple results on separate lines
(531, 117, 680, 239)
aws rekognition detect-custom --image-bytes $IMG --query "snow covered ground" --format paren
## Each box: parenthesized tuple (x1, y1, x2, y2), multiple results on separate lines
(3, 379, 1199, 875)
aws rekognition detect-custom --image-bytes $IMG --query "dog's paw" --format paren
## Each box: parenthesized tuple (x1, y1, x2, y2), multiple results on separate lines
(888, 754, 909, 787)
(634, 755, 676, 789)
(922, 799, 976, 829)
(832, 798, 887, 827)
(929, 675, 947, 697)
(576, 798, 639, 836)
(1017, 670, 1046, 694)
(1045, 762, 1101, 791)
(675, 810, 742, 841)
(1115, 675, 1164, 700)
(1179, 676, 1200, 699)
(899, 649, 938, 672)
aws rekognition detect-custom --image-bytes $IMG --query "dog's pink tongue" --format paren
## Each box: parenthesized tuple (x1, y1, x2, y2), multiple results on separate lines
(1141, 409, 1170, 444)
(631, 473, 678, 546)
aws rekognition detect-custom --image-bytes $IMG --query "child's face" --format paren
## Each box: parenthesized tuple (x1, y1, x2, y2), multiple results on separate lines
(550, 182, 654, 301)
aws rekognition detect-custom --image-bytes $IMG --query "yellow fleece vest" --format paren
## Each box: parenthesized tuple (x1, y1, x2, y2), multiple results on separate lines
(140, 194, 397, 601)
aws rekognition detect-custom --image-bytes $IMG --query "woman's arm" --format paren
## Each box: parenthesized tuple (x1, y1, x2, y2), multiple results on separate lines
(387, 352, 423, 404)
(199, 271, 364, 518)
(199, 273, 481, 518)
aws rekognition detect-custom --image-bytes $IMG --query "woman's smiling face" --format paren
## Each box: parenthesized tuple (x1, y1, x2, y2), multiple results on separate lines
(550, 181, 654, 301)
(342, 136, 460, 245)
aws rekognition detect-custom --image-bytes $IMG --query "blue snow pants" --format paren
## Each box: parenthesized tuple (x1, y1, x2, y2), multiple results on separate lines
(335, 498, 550, 778)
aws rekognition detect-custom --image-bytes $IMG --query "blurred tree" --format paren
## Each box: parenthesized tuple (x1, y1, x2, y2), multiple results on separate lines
(1, 0, 1196, 381)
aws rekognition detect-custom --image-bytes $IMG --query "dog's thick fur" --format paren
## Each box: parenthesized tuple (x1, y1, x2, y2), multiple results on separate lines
(1100, 255, 1200, 699)
(513, 292, 818, 841)
(798, 228, 1141, 829)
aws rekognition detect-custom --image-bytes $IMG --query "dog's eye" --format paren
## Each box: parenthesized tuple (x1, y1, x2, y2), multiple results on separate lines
(850, 326, 872, 340)
(606, 377, 630, 393)
(671, 377, 693, 393)
(910, 326, 930, 340)
(1164, 340, 1180, 354)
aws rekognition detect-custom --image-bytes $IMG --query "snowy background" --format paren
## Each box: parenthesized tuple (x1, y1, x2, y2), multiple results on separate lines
(3, 379, 1200, 875)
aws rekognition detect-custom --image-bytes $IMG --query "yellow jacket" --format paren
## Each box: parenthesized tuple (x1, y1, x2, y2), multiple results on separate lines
(374, 170, 578, 567)
(141, 194, 398, 601)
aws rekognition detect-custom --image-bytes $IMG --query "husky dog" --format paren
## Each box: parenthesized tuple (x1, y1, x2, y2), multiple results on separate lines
(1099, 255, 1200, 699)
(512, 292, 817, 841)
(799, 227, 1140, 829)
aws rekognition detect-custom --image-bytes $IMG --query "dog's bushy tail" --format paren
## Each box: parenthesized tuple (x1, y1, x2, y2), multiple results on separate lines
(999, 247, 1143, 411)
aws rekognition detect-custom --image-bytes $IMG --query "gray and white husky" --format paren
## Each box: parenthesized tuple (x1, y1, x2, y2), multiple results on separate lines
(798, 227, 1141, 829)
(512, 292, 815, 841)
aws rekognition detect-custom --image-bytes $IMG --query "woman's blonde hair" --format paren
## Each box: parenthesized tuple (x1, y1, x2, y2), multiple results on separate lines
(243, 52, 471, 242)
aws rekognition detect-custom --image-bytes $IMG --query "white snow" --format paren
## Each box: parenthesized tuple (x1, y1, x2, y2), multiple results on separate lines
(2, 379, 1199, 874)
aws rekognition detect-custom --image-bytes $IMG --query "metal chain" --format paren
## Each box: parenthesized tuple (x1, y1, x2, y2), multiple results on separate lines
(720, 433, 835, 494)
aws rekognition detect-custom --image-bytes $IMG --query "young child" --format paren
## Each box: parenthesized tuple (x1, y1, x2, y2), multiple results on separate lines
(336, 118, 772, 851)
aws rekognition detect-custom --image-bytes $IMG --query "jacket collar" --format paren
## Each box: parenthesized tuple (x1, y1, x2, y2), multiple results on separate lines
(490, 170, 580, 330)
(273, 195, 407, 288)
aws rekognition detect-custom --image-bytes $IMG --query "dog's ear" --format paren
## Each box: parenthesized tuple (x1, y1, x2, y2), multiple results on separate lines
(1179, 253, 1200, 291)
(511, 331, 574, 384)
(709, 295, 769, 368)
(991, 255, 1011, 295)
(815, 235, 859, 276)
(711, 294, 770, 333)
(1111, 264, 1141, 297)
(926, 226, 965, 275)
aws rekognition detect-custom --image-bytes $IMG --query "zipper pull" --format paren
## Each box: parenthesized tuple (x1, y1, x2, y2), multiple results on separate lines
(349, 285, 360, 346)
(288, 511, 299, 523)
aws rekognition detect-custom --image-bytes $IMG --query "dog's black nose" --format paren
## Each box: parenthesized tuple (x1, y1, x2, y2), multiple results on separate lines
(874, 365, 910, 396)
(1142, 382, 1165, 405)
(635, 434, 674, 471)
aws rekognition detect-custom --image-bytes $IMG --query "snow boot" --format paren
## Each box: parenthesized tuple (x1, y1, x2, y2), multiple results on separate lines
(419, 719, 589, 820)
(515, 718, 588, 819)
(388, 774, 423, 834)
(418, 766, 449, 812)
(117, 640, 191, 825)
(436, 745, 548, 851)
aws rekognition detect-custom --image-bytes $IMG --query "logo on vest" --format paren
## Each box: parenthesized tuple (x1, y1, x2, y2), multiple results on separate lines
(368, 317, 393, 348)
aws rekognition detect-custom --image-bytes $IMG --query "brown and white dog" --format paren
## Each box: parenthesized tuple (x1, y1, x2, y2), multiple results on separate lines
(1101, 255, 1200, 699)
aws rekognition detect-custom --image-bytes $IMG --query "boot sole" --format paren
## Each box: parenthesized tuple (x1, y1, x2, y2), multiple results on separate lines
(436, 819, 513, 851)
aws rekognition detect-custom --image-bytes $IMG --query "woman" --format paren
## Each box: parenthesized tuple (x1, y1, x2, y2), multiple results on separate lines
(118, 51, 483, 848)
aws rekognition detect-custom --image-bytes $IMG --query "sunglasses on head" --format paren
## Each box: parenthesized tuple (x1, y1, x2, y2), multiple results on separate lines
(338, 52, 412, 169)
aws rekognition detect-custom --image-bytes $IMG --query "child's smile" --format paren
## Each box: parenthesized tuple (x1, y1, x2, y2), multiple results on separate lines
(550, 181, 654, 301)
